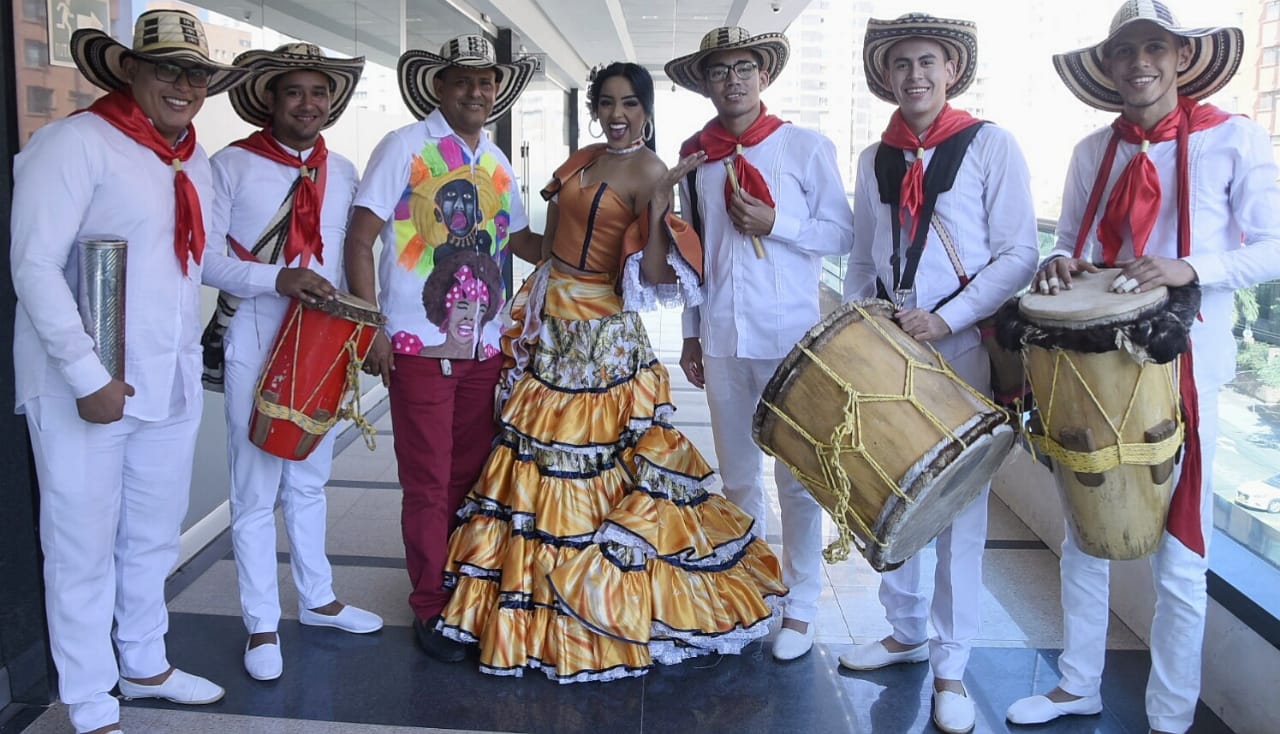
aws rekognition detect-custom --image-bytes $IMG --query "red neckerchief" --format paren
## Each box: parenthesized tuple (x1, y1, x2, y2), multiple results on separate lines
(1072, 96, 1232, 557)
(231, 129, 329, 268)
(880, 104, 983, 243)
(679, 104, 785, 212)
(86, 89, 204, 276)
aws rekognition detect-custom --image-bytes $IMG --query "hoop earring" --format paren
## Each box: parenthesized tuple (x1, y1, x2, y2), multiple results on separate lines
(588, 118, 603, 139)
(641, 118, 654, 142)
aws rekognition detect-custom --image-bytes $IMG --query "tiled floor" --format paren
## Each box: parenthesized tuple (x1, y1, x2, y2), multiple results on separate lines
(11, 307, 1234, 733)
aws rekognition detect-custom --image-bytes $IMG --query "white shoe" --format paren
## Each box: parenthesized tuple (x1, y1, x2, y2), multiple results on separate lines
(933, 688, 976, 734)
(299, 604, 383, 634)
(244, 639, 283, 681)
(117, 668, 224, 704)
(838, 639, 929, 671)
(1006, 692, 1103, 724)
(772, 621, 815, 661)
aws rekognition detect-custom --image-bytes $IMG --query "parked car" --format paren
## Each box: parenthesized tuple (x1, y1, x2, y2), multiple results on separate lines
(1235, 473, 1280, 514)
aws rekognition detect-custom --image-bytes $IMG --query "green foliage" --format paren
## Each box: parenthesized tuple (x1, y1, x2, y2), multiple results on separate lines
(1238, 341, 1280, 389)
(1236, 287, 1261, 328)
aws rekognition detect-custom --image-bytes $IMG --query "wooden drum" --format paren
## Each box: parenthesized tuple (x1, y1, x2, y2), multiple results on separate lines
(753, 299, 1016, 571)
(996, 269, 1199, 559)
(250, 292, 385, 460)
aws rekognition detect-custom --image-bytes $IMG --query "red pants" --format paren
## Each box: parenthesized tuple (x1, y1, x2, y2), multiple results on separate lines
(389, 355, 501, 620)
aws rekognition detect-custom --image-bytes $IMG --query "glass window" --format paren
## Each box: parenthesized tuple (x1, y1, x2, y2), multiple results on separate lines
(26, 85, 54, 116)
(21, 0, 46, 23)
(23, 38, 47, 66)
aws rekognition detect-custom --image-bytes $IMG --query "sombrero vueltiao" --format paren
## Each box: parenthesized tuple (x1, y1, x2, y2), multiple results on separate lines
(1053, 0, 1243, 112)
(397, 35, 537, 123)
(229, 43, 365, 130)
(664, 27, 790, 96)
(862, 14, 978, 104)
(71, 8, 249, 95)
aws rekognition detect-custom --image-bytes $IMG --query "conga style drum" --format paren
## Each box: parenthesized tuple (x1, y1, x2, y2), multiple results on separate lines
(250, 292, 386, 460)
(995, 269, 1199, 560)
(753, 299, 1017, 571)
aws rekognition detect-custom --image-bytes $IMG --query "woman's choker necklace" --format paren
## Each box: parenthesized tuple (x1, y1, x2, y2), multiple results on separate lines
(605, 139, 645, 155)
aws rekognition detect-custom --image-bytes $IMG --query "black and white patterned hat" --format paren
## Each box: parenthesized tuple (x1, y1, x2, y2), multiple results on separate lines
(1053, 0, 1242, 112)
(664, 27, 789, 96)
(397, 35, 537, 122)
(229, 43, 365, 129)
(862, 14, 978, 104)
(71, 9, 249, 95)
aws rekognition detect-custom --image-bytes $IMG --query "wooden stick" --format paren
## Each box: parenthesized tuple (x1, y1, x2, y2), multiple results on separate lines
(723, 159, 766, 259)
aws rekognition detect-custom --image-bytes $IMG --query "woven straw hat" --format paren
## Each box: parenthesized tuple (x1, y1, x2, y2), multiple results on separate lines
(71, 8, 248, 95)
(397, 35, 537, 122)
(229, 43, 365, 129)
(1053, 0, 1242, 111)
(862, 13, 978, 104)
(664, 27, 790, 96)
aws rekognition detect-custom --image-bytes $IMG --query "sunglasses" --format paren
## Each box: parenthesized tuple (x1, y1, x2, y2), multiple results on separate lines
(150, 60, 213, 88)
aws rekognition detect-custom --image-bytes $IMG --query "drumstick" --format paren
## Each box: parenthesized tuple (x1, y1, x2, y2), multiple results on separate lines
(723, 160, 766, 259)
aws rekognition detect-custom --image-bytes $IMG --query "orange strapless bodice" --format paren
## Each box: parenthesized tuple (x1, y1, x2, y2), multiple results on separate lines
(549, 173, 633, 277)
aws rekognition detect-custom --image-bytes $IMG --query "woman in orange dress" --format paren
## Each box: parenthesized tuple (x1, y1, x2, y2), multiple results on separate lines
(436, 62, 787, 682)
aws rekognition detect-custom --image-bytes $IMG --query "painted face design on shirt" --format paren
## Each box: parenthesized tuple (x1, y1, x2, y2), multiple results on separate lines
(437, 179, 481, 238)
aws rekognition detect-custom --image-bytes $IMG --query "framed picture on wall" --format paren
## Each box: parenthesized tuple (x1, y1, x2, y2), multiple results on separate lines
(46, 0, 110, 68)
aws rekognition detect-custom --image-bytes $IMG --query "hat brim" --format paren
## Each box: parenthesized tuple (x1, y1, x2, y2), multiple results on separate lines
(862, 17, 978, 104)
(229, 50, 365, 129)
(663, 33, 790, 95)
(71, 28, 249, 96)
(396, 50, 537, 123)
(1053, 22, 1243, 112)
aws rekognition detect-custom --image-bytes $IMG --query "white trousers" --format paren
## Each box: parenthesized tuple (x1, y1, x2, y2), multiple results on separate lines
(224, 321, 338, 635)
(877, 342, 992, 680)
(27, 394, 200, 733)
(703, 355, 824, 623)
(1057, 386, 1221, 734)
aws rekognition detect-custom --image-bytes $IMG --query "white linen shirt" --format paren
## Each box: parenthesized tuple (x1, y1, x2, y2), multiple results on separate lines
(11, 112, 214, 419)
(352, 109, 528, 361)
(202, 141, 359, 362)
(679, 123, 854, 359)
(844, 124, 1039, 360)
(1049, 116, 1280, 388)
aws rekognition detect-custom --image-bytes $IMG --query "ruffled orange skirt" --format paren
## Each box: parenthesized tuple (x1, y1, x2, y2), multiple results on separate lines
(437, 265, 788, 682)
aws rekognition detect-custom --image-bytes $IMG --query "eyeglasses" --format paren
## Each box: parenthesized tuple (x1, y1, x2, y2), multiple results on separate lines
(152, 61, 213, 88)
(705, 60, 759, 83)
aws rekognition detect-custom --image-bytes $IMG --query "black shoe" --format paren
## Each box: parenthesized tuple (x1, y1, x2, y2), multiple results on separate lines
(414, 616, 466, 663)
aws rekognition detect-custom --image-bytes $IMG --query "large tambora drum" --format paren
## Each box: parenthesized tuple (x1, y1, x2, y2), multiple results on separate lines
(250, 292, 385, 460)
(996, 269, 1199, 559)
(753, 299, 1016, 571)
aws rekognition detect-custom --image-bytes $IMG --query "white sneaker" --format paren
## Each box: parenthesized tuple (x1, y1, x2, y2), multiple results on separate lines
(244, 639, 283, 681)
(772, 621, 815, 661)
(1006, 692, 1103, 724)
(299, 604, 383, 634)
(117, 668, 224, 704)
(932, 688, 976, 734)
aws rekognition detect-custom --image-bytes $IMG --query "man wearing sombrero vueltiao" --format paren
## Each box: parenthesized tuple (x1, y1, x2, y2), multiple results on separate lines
(1006, 2, 1280, 732)
(342, 34, 541, 664)
(9, 9, 250, 734)
(665, 27, 854, 664)
(200, 43, 384, 684)
(838, 14, 1038, 734)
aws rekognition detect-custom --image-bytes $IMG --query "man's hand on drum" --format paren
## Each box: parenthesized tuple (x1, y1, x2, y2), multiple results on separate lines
(362, 330, 395, 387)
(680, 337, 706, 389)
(76, 378, 134, 424)
(895, 308, 951, 343)
(1032, 256, 1098, 295)
(276, 268, 339, 305)
(1110, 256, 1198, 294)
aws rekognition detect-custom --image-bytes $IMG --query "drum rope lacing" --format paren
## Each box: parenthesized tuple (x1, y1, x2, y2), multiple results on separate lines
(760, 301, 1004, 564)
(1025, 349, 1182, 472)
(253, 308, 379, 450)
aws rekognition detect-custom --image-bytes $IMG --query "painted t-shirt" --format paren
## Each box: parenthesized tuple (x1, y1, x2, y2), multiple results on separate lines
(354, 110, 528, 361)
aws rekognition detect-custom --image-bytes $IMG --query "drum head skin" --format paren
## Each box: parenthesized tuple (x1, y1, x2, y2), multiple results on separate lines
(309, 290, 386, 325)
(1018, 268, 1166, 326)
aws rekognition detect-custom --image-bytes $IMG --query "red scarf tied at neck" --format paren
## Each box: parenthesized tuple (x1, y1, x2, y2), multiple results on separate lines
(880, 104, 983, 243)
(1072, 96, 1232, 558)
(231, 129, 329, 268)
(680, 104, 785, 213)
(87, 89, 204, 276)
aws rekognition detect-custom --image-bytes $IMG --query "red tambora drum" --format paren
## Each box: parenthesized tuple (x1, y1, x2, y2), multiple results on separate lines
(250, 292, 385, 460)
